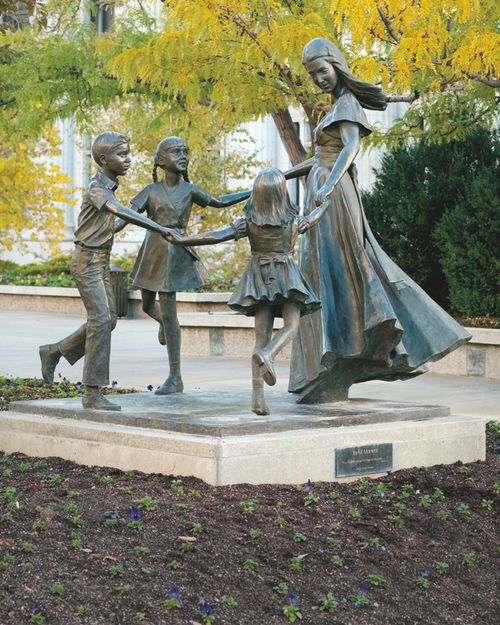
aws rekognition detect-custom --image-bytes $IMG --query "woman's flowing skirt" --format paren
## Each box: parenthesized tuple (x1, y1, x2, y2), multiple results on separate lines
(289, 163, 470, 403)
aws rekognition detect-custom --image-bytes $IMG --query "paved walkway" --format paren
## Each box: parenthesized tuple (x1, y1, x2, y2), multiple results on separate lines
(1, 311, 499, 419)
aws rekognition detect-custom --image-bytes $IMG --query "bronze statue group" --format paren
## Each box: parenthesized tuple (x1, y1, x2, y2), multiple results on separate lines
(39, 39, 470, 416)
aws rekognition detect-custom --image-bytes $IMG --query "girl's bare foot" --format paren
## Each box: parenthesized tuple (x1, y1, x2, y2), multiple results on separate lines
(154, 375, 184, 395)
(252, 393, 270, 416)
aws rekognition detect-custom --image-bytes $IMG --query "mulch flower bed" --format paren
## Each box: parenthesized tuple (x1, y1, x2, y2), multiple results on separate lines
(0, 377, 139, 411)
(0, 380, 497, 624)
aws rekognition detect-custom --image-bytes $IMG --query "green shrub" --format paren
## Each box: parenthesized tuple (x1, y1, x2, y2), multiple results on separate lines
(0, 253, 136, 288)
(363, 128, 499, 315)
(433, 143, 499, 316)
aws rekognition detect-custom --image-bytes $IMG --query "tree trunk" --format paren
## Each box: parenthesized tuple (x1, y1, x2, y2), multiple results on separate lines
(271, 108, 307, 166)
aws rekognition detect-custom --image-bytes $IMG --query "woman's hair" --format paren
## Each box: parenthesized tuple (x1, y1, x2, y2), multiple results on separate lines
(152, 136, 190, 183)
(302, 38, 387, 111)
(245, 167, 298, 227)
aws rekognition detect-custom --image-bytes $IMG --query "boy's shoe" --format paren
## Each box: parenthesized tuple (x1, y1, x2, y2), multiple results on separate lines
(82, 387, 121, 411)
(154, 375, 184, 395)
(252, 349, 276, 386)
(39, 344, 61, 384)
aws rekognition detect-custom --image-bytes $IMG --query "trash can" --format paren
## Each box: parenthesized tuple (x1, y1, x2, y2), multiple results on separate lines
(109, 264, 130, 318)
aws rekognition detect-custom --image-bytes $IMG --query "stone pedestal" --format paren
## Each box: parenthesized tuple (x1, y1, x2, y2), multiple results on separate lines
(1, 391, 485, 485)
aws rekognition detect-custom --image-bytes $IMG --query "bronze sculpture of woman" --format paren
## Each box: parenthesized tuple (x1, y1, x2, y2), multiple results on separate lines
(285, 38, 470, 403)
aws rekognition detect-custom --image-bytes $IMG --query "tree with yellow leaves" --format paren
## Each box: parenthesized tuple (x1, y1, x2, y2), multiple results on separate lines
(0, 131, 74, 255)
(2, 1, 498, 157)
(104, 0, 498, 159)
(0, 0, 497, 248)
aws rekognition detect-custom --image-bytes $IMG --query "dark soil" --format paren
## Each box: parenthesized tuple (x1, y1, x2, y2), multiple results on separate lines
(0, 426, 498, 625)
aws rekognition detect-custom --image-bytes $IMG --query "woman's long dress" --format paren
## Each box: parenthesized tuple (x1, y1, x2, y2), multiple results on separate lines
(289, 90, 471, 403)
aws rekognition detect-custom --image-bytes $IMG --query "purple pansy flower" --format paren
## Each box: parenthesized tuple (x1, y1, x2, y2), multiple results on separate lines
(147, 384, 153, 392)
(200, 602, 214, 616)
(129, 507, 143, 522)
(167, 587, 181, 600)
(305, 478, 312, 492)
(111, 380, 117, 388)
(419, 568, 430, 578)
(287, 591, 299, 605)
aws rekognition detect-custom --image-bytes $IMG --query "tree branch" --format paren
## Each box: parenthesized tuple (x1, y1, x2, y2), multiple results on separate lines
(374, 2, 400, 43)
(229, 10, 309, 115)
(437, 101, 498, 140)
(468, 74, 500, 88)
(386, 92, 420, 103)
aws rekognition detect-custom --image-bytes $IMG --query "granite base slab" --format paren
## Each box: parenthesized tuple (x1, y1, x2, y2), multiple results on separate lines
(2, 391, 485, 485)
(9, 391, 450, 436)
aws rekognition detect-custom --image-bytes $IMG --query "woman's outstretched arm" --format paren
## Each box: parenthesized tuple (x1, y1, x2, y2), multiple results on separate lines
(208, 190, 251, 208)
(283, 157, 315, 180)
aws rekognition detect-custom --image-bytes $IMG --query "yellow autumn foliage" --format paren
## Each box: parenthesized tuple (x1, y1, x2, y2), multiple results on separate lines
(330, 0, 499, 95)
(101, 0, 497, 150)
(0, 129, 74, 254)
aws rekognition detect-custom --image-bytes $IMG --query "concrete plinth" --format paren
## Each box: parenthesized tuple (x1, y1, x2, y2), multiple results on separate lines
(1, 391, 485, 485)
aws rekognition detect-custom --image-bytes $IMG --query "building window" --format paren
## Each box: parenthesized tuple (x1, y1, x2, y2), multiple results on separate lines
(90, 1, 114, 35)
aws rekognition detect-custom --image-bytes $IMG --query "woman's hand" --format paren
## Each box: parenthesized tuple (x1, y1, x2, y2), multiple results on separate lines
(314, 186, 331, 206)
(296, 216, 310, 233)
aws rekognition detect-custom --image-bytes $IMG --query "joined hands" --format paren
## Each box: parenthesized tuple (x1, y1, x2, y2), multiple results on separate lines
(161, 227, 184, 243)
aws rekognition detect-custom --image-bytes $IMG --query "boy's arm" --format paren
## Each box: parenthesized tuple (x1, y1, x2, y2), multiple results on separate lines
(104, 199, 169, 236)
(114, 217, 127, 233)
(114, 202, 145, 233)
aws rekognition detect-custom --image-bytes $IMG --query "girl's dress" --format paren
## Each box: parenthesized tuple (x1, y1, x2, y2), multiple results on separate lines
(130, 180, 211, 292)
(289, 87, 471, 399)
(228, 217, 321, 317)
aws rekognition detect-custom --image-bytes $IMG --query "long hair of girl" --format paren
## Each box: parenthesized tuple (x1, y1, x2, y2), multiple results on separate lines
(245, 167, 298, 227)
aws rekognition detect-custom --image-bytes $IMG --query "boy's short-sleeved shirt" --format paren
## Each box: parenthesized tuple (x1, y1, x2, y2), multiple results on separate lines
(74, 170, 122, 250)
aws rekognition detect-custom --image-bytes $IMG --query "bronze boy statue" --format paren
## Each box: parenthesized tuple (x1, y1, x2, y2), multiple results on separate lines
(39, 131, 173, 411)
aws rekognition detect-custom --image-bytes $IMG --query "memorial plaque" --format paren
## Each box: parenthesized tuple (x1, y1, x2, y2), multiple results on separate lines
(335, 443, 393, 478)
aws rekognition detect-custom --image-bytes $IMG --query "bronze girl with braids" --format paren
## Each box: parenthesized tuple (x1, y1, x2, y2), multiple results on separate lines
(119, 136, 249, 395)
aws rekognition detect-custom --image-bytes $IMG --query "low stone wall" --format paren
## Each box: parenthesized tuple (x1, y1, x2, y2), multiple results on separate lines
(128, 291, 230, 317)
(426, 328, 499, 378)
(0, 285, 498, 377)
(0, 285, 86, 315)
(0, 285, 229, 316)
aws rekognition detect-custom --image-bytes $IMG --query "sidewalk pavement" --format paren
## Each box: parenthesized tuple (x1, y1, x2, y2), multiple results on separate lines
(1, 311, 499, 420)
